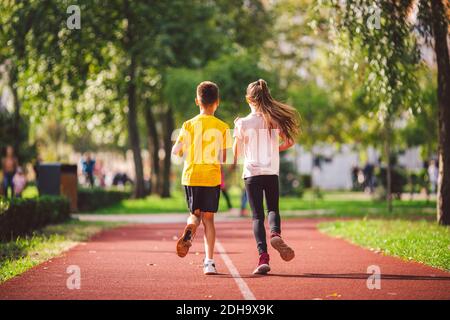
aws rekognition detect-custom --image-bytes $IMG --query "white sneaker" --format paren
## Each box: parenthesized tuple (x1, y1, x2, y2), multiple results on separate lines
(203, 259, 218, 275)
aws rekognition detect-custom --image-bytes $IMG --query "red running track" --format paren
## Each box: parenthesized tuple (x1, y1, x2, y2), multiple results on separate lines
(0, 219, 449, 300)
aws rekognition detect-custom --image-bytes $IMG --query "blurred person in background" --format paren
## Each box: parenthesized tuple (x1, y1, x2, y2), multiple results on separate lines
(351, 166, 360, 190)
(112, 172, 133, 188)
(94, 159, 106, 188)
(2, 145, 18, 198)
(220, 170, 233, 211)
(428, 159, 438, 194)
(33, 155, 42, 194)
(363, 162, 375, 194)
(13, 167, 27, 198)
(240, 187, 248, 217)
(81, 153, 96, 188)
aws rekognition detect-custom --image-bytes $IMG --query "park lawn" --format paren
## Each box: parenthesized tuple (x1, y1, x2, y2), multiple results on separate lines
(22, 185, 435, 219)
(92, 189, 435, 219)
(0, 219, 122, 283)
(319, 219, 450, 271)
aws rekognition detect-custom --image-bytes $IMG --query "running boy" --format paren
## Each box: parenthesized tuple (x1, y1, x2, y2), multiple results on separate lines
(172, 81, 231, 275)
(233, 79, 300, 274)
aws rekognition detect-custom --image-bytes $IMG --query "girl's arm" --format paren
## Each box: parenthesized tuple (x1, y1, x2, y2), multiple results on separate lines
(232, 117, 243, 169)
(232, 138, 241, 169)
(279, 132, 295, 152)
(222, 148, 227, 164)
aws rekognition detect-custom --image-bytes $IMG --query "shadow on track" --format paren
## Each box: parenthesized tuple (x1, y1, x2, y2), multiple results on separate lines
(215, 273, 450, 281)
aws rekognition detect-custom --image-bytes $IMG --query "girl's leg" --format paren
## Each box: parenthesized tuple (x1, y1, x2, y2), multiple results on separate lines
(265, 176, 295, 262)
(245, 177, 267, 254)
(264, 175, 281, 234)
(202, 212, 216, 260)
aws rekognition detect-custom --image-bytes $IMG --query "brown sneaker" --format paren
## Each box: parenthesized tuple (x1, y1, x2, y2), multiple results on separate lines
(176, 224, 197, 258)
(270, 233, 295, 261)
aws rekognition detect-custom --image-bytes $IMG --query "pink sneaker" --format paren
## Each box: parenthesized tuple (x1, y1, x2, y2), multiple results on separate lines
(253, 252, 271, 274)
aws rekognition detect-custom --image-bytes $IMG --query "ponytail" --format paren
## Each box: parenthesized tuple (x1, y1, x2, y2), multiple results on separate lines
(246, 79, 300, 141)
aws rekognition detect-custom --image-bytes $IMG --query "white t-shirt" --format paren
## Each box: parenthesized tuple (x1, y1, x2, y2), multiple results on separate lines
(234, 112, 280, 178)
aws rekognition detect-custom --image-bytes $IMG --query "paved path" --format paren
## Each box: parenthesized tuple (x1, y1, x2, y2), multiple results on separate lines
(71, 210, 335, 223)
(1, 219, 449, 300)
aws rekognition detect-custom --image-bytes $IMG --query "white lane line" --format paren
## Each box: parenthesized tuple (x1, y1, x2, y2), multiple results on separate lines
(215, 239, 256, 300)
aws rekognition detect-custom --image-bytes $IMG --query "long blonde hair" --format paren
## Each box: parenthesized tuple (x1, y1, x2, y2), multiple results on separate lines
(246, 79, 300, 141)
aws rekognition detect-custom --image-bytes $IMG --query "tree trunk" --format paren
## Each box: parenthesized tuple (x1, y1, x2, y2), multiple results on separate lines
(127, 54, 146, 199)
(431, 0, 450, 225)
(144, 104, 161, 195)
(385, 119, 393, 212)
(9, 64, 21, 156)
(161, 106, 175, 198)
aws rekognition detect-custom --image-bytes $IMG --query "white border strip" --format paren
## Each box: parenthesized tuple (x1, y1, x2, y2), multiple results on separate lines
(216, 239, 256, 300)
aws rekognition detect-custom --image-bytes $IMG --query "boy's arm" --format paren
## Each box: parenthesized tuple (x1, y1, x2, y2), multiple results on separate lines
(172, 123, 186, 157)
(222, 125, 234, 164)
(172, 140, 184, 157)
(279, 132, 295, 152)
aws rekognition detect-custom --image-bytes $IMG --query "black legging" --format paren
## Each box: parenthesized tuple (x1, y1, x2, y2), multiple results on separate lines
(244, 175, 281, 254)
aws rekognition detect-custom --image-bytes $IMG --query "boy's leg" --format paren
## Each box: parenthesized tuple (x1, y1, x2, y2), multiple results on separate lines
(188, 209, 202, 227)
(201, 212, 215, 260)
(176, 209, 201, 258)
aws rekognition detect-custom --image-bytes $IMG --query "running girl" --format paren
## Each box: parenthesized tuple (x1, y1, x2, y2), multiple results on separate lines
(233, 79, 300, 274)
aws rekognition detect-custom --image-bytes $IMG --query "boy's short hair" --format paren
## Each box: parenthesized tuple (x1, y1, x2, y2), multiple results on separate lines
(197, 81, 219, 107)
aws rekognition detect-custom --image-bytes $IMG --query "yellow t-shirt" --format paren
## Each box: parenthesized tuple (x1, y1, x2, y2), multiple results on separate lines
(176, 114, 232, 186)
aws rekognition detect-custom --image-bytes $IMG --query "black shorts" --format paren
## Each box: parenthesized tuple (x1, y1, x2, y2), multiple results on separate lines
(184, 185, 221, 213)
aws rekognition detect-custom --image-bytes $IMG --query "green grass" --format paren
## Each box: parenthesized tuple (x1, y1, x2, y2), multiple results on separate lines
(0, 219, 122, 283)
(24, 186, 436, 220)
(22, 185, 435, 219)
(91, 188, 435, 219)
(319, 219, 450, 271)
(22, 185, 39, 198)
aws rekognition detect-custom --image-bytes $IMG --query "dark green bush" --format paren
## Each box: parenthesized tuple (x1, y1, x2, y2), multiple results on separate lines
(0, 196, 70, 241)
(376, 167, 408, 199)
(279, 153, 304, 198)
(77, 188, 130, 212)
(406, 169, 429, 194)
(300, 174, 312, 189)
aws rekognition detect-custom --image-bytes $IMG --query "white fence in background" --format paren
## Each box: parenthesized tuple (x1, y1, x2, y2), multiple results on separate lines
(289, 145, 423, 190)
